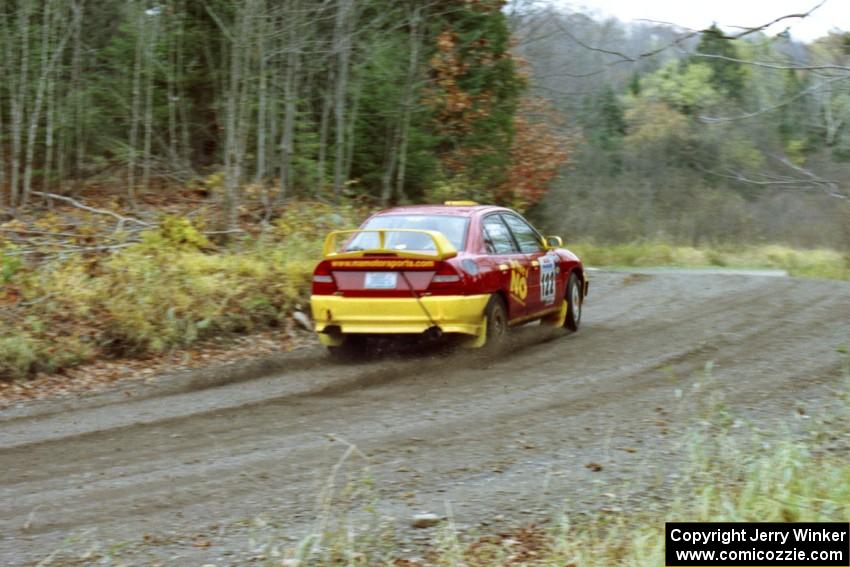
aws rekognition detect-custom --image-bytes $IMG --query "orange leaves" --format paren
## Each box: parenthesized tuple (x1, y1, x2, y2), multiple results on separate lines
(426, 29, 479, 139)
(423, 1, 526, 196)
(497, 98, 573, 211)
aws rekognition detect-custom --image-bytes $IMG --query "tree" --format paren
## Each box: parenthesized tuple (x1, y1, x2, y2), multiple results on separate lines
(424, 0, 526, 199)
(692, 24, 747, 101)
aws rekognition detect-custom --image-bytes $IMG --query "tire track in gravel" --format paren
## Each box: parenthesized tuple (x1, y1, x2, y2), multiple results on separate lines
(1, 271, 848, 565)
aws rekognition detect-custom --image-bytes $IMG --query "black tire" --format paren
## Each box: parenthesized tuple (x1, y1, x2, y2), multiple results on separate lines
(327, 335, 364, 361)
(483, 295, 508, 350)
(564, 273, 582, 332)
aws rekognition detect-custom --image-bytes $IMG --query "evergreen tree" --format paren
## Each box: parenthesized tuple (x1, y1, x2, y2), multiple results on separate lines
(693, 24, 747, 102)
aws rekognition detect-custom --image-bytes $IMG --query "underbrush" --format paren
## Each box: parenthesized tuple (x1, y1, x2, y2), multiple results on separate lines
(254, 374, 850, 566)
(3, 206, 847, 380)
(0, 201, 362, 379)
(571, 242, 850, 280)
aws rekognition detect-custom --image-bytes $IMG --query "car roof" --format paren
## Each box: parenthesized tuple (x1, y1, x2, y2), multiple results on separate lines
(372, 204, 511, 217)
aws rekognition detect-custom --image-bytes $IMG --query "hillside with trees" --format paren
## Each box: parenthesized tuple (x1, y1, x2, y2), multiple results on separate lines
(511, 4, 850, 249)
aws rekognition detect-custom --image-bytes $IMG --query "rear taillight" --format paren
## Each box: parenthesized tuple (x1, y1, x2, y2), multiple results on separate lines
(311, 261, 337, 295)
(427, 262, 465, 294)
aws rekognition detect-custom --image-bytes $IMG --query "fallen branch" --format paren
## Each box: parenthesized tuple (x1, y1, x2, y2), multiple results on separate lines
(30, 191, 153, 232)
(0, 228, 91, 238)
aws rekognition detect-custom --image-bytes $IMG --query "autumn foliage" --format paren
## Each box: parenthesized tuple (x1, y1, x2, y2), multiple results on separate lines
(423, 0, 526, 198)
(498, 98, 573, 210)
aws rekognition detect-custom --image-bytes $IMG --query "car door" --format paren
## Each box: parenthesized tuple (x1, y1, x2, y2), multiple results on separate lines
(481, 214, 530, 320)
(501, 213, 556, 316)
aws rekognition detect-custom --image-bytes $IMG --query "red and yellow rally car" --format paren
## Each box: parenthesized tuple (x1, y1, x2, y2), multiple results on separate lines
(310, 201, 588, 354)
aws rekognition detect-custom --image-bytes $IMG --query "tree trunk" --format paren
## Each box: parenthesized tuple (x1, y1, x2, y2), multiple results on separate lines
(331, 0, 355, 202)
(23, 0, 72, 208)
(316, 87, 331, 197)
(10, 0, 33, 210)
(394, 3, 423, 203)
(127, 1, 145, 207)
(142, 10, 159, 198)
(277, 25, 300, 203)
(72, 0, 84, 180)
(380, 122, 400, 206)
(222, 0, 255, 231)
(254, 0, 269, 185)
(0, 7, 8, 206)
(343, 74, 362, 183)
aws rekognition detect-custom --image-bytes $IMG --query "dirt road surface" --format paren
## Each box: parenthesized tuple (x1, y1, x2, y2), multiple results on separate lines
(1, 271, 848, 565)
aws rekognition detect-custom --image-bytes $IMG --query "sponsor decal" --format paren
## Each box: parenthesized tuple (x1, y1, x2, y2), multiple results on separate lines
(330, 259, 436, 269)
(509, 259, 528, 301)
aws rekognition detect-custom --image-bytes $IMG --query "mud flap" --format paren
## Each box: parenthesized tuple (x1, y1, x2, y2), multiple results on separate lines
(461, 316, 488, 349)
(541, 299, 568, 327)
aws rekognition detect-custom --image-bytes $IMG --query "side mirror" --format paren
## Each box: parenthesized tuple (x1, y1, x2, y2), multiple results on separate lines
(543, 235, 563, 249)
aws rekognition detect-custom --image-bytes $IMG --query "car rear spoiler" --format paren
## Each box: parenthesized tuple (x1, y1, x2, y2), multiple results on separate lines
(322, 229, 458, 260)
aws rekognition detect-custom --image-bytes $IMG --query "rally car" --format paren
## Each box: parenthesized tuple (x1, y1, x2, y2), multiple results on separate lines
(310, 201, 588, 355)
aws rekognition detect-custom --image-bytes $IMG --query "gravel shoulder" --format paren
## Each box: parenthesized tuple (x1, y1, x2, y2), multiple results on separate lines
(1, 271, 848, 565)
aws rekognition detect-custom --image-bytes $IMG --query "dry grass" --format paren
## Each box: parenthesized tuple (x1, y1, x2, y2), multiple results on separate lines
(570, 242, 850, 281)
(0, 201, 363, 379)
(268, 372, 850, 566)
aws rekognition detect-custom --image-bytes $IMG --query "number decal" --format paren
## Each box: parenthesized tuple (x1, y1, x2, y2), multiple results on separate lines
(539, 255, 556, 305)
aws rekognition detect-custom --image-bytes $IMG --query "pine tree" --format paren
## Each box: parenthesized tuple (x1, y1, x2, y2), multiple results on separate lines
(693, 24, 746, 101)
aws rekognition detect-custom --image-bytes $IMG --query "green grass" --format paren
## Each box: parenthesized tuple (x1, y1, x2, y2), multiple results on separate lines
(570, 242, 850, 281)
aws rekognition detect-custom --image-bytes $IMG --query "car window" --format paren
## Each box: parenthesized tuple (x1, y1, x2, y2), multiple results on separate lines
(501, 214, 543, 254)
(350, 214, 469, 251)
(482, 215, 518, 255)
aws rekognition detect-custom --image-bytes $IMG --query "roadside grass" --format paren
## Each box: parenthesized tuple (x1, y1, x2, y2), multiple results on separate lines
(570, 242, 850, 281)
(3, 211, 848, 380)
(33, 363, 850, 565)
(266, 372, 850, 566)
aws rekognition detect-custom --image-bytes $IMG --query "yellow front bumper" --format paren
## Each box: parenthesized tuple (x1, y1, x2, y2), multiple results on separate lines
(311, 294, 490, 339)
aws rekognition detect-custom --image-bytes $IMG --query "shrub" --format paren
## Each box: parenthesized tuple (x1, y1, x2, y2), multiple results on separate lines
(0, 202, 364, 379)
(0, 334, 38, 380)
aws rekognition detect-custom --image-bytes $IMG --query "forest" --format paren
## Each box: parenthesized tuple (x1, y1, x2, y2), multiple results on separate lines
(511, 3, 850, 248)
(1, 0, 848, 242)
(0, 0, 848, 379)
(0, 0, 560, 222)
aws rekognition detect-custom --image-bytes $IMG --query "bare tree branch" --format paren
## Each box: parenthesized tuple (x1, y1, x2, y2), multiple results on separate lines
(690, 51, 850, 73)
(699, 75, 850, 123)
(30, 191, 153, 230)
(708, 0, 827, 40)
(551, 17, 699, 67)
(700, 161, 848, 202)
(770, 154, 849, 201)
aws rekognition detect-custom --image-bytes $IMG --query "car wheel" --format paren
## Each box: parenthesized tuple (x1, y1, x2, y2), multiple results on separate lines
(564, 273, 582, 332)
(327, 335, 364, 361)
(483, 295, 508, 350)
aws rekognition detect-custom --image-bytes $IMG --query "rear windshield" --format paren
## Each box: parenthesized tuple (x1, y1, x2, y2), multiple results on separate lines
(348, 214, 469, 252)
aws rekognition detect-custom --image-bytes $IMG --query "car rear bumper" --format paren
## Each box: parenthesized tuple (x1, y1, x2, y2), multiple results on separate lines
(310, 294, 490, 340)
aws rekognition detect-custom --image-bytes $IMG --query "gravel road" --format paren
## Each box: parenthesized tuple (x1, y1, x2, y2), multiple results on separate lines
(1, 271, 848, 565)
